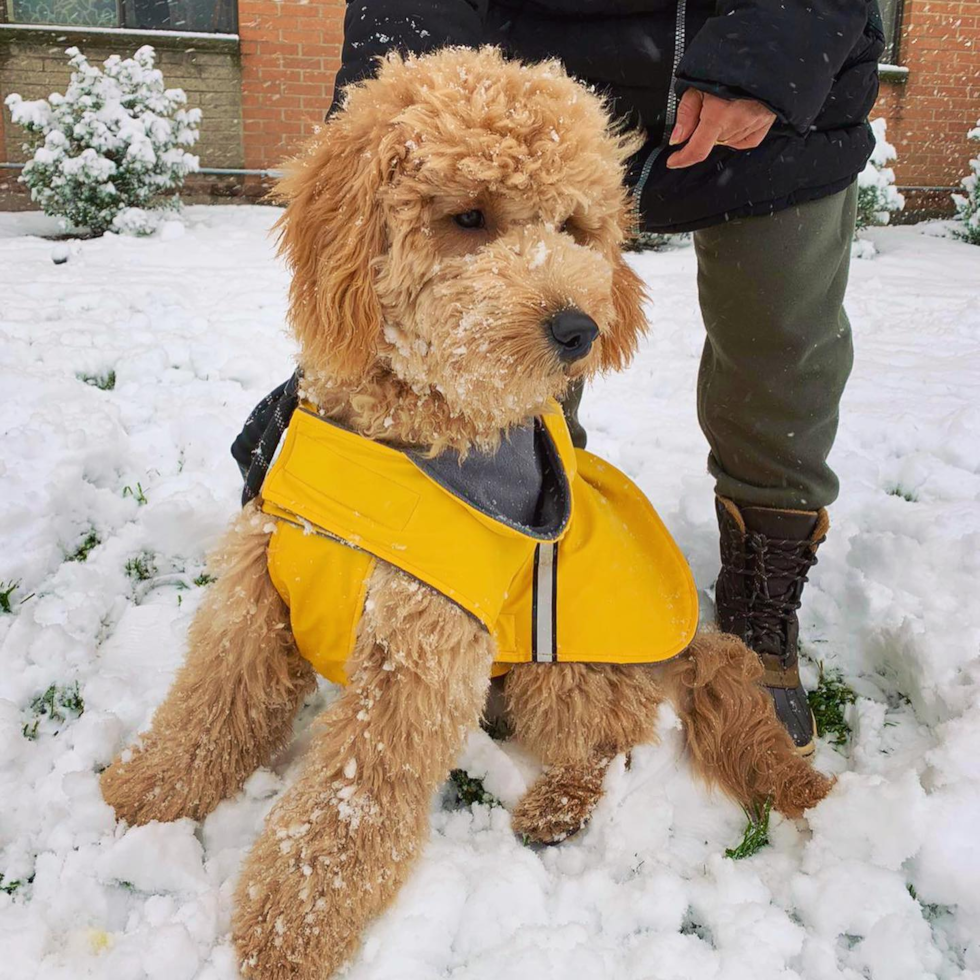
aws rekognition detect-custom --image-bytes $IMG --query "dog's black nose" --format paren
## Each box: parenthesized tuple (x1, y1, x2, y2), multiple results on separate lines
(547, 309, 599, 362)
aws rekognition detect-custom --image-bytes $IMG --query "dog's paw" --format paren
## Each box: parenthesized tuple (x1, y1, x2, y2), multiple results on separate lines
(233, 777, 411, 980)
(511, 759, 609, 845)
(772, 759, 836, 819)
(234, 877, 350, 980)
(233, 840, 341, 980)
(100, 739, 216, 825)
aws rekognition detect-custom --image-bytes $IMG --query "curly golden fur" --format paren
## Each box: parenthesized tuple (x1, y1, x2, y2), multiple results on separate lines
(272, 46, 646, 454)
(100, 47, 831, 980)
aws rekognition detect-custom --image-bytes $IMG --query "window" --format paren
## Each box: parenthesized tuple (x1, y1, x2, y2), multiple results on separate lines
(878, 0, 905, 64)
(5, 0, 237, 32)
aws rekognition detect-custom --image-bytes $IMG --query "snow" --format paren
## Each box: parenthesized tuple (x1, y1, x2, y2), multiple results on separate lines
(1, 205, 979, 980)
(854, 118, 904, 255)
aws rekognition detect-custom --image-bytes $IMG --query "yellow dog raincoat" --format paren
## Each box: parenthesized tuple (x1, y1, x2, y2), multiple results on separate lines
(259, 402, 698, 685)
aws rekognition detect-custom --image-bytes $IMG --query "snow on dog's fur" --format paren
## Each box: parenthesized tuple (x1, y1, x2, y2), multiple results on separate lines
(100, 48, 831, 980)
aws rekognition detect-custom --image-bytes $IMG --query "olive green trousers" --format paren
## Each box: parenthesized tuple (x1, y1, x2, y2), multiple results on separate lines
(564, 182, 857, 511)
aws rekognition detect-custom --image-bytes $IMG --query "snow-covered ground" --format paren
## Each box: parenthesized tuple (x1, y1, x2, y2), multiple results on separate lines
(1, 206, 978, 980)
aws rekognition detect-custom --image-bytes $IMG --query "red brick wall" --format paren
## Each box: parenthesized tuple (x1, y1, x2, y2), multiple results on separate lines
(875, 0, 980, 216)
(1, 29, 244, 208)
(238, 0, 344, 172)
(3, 0, 976, 214)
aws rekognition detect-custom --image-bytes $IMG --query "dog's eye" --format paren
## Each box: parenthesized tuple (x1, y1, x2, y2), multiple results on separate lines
(453, 209, 486, 230)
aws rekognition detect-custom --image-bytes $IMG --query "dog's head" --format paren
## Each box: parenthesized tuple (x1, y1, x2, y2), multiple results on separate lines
(275, 47, 647, 438)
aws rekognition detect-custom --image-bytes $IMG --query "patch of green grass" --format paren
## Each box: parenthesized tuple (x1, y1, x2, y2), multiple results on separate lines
(886, 485, 918, 502)
(59, 684, 84, 715)
(77, 369, 116, 391)
(624, 231, 690, 252)
(0, 580, 19, 614)
(907, 883, 953, 921)
(0, 873, 34, 895)
(725, 798, 772, 860)
(122, 482, 148, 505)
(448, 769, 501, 809)
(680, 908, 714, 944)
(193, 572, 216, 587)
(67, 529, 100, 562)
(808, 665, 857, 747)
(22, 682, 84, 740)
(125, 553, 156, 582)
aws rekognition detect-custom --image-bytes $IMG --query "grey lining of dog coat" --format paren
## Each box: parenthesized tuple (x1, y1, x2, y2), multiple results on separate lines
(235, 370, 571, 538)
(409, 421, 570, 539)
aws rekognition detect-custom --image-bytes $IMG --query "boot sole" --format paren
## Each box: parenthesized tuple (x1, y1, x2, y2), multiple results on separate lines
(794, 710, 818, 758)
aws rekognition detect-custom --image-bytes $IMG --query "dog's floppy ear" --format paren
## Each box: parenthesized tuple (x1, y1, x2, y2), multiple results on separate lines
(599, 250, 649, 372)
(273, 106, 393, 384)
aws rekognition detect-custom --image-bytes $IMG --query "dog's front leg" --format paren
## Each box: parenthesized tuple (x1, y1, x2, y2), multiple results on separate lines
(233, 561, 494, 980)
(507, 663, 665, 844)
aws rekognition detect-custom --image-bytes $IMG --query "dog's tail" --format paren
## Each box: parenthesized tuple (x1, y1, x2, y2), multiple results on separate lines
(661, 633, 833, 818)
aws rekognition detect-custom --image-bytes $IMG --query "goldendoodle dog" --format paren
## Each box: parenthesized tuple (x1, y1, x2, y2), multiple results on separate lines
(100, 47, 831, 980)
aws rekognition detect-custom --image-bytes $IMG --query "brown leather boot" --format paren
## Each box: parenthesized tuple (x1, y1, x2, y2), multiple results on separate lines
(714, 496, 830, 756)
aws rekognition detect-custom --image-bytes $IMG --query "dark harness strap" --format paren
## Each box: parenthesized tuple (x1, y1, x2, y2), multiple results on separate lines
(231, 370, 301, 506)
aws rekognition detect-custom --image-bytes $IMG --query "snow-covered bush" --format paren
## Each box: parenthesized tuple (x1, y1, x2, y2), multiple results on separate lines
(5, 46, 201, 236)
(951, 120, 980, 246)
(625, 231, 691, 253)
(856, 118, 905, 232)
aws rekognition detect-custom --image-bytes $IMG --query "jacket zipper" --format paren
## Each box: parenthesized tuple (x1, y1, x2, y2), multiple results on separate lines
(632, 0, 689, 231)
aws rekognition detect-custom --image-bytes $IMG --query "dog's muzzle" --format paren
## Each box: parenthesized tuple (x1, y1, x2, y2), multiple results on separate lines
(546, 309, 600, 363)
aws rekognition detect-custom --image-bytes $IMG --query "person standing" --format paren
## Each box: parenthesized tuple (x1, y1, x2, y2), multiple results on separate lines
(315, 0, 884, 753)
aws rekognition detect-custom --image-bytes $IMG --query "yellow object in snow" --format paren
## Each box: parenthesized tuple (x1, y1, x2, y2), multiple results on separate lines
(260, 402, 698, 684)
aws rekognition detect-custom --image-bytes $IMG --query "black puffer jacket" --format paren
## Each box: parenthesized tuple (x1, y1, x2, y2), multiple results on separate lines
(332, 0, 883, 232)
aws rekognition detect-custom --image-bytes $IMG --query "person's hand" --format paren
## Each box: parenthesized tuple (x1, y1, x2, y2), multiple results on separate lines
(666, 89, 776, 169)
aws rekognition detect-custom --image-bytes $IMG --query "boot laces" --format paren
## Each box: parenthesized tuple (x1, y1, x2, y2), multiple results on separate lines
(733, 532, 820, 656)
